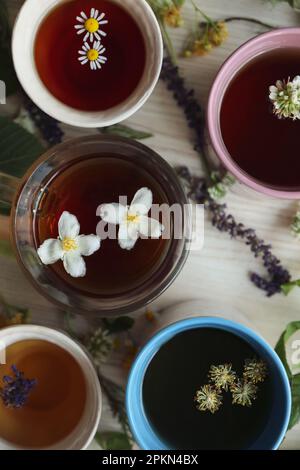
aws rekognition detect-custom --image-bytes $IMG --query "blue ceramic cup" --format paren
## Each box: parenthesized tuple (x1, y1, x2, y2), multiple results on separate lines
(126, 317, 291, 450)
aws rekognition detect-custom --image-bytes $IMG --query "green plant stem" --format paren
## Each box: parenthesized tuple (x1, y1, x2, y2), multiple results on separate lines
(190, 0, 214, 25)
(158, 16, 177, 64)
(222, 17, 274, 29)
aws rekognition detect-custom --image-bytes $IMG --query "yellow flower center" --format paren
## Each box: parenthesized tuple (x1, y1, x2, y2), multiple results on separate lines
(127, 213, 139, 224)
(87, 49, 99, 62)
(62, 238, 77, 252)
(85, 18, 99, 33)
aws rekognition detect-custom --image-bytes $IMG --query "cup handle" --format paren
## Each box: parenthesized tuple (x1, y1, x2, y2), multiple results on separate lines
(0, 172, 20, 242)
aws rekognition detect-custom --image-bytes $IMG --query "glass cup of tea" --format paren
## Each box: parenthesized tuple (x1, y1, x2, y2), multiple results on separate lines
(126, 317, 291, 450)
(207, 28, 300, 199)
(0, 324, 101, 450)
(0, 135, 191, 316)
(12, 0, 163, 127)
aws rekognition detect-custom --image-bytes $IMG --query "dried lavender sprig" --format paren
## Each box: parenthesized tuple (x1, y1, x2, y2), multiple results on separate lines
(177, 166, 291, 296)
(23, 95, 64, 146)
(160, 57, 213, 181)
(0, 364, 37, 409)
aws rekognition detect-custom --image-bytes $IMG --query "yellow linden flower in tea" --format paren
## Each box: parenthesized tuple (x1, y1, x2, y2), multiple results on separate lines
(78, 41, 107, 71)
(243, 358, 268, 384)
(231, 380, 258, 407)
(194, 385, 222, 414)
(208, 363, 236, 391)
(74, 8, 108, 42)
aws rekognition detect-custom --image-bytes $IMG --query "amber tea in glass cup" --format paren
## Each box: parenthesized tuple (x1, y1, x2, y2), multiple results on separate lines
(0, 136, 190, 316)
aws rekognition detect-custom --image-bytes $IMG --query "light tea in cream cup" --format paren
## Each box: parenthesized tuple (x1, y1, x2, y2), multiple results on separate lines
(0, 325, 101, 450)
(12, 0, 163, 127)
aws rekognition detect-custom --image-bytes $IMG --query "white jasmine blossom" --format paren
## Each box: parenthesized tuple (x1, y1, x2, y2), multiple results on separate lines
(74, 9, 108, 42)
(37, 211, 101, 278)
(269, 76, 300, 120)
(99, 188, 164, 250)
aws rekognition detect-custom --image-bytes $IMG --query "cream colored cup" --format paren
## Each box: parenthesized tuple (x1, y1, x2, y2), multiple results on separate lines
(0, 325, 101, 450)
(12, 0, 163, 127)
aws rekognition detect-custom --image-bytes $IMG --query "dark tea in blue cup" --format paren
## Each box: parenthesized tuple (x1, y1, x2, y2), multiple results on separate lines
(126, 317, 291, 450)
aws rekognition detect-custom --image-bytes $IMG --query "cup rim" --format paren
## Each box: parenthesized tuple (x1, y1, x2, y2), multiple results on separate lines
(0, 324, 101, 450)
(207, 27, 300, 199)
(12, 0, 163, 128)
(126, 316, 291, 450)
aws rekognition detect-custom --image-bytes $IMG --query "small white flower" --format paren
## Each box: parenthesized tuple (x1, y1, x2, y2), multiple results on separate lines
(269, 75, 300, 120)
(74, 9, 108, 42)
(99, 188, 164, 251)
(78, 41, 107, 70)
(37, 211, 101, 278)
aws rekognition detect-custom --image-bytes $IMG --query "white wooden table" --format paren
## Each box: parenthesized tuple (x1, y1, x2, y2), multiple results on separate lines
(3, 0, 300, 450)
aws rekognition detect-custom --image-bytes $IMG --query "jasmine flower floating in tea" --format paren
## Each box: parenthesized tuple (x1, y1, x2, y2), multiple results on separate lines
(37, 211, 101, 278)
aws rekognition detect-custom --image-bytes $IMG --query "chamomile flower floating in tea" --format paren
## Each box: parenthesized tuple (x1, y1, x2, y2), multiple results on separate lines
(75, 9, 108, 42)
(37, 211, 101, 278)
(208, 363, 236, 391)
(99, 187, 164, 250)
(231, 380, 258, 407)
(0, 365, 36, 409)
(78, 41, 107, 70)
(243, 358, 268, 384)
(269, 76, 300, 120)
(194, 384, 222, 414)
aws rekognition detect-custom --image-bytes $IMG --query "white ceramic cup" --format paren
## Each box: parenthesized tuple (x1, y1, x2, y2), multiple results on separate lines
(12, 0, 163, 127)
(0, 325, 101, 450)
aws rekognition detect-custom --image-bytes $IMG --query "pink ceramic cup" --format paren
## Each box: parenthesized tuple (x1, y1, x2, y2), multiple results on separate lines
(207, 28, 300, 200)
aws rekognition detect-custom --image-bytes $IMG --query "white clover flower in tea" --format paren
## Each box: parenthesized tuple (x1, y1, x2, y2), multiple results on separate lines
(269, 76, 300, 120)
(220, 48, 300, 189)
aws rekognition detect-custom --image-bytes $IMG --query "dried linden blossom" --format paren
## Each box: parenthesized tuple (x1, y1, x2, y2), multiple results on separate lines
(194, 384, 222, 414)
(208, 363, 236, 391)
(231, 380, 258, 407)
(269, 76, 300, 120)
(243, 358, 268, 384)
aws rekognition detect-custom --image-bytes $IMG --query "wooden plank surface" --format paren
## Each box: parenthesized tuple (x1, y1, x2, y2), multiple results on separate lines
(2, 0, 300, 449)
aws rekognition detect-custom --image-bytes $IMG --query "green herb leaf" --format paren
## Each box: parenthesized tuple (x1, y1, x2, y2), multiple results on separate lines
(102, 316, 135, 334)
(0, 116, 44, 178)
(0, 239, 13, 257)
(290, 373, 300, 429)
(95, 431, 132, 450)
(0, 0, 19, 96)
(100, 124, 153, 140)
(281, 280, 300, 296)
(275, 322, 300, 429)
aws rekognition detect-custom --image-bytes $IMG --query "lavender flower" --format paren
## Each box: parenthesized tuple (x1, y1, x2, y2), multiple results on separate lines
(0, 365, 37, 409)
(177, 166, 291, 296)
(23, 96, 64, 146)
